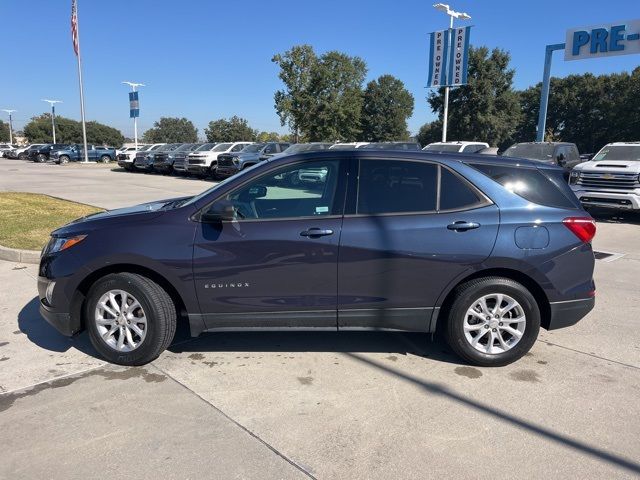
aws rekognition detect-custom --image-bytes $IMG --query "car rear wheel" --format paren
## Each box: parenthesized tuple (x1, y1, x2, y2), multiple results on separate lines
(85, 272, 177, 366)
(99, 155, 111, 163)
(444, 277, 540, 367)
(36, 153, 47, 163)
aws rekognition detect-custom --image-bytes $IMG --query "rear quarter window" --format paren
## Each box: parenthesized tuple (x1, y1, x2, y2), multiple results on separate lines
(469, 163, 578, 209)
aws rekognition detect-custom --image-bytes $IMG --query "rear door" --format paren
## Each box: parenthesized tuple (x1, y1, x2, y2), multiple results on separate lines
(337, 157, 499, 331)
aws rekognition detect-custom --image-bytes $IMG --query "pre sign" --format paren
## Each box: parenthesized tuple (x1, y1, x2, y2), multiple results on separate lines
(428, 29, 449, 87)
(448, 26, 471, 85)
(566, 19, 640, 61)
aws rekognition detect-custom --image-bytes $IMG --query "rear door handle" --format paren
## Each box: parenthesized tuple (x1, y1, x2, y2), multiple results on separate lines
(300, 228, 334, 238)
(447, 221, 480, 232)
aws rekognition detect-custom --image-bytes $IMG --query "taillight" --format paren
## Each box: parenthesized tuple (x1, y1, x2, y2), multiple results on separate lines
(563, 217, 596, 243)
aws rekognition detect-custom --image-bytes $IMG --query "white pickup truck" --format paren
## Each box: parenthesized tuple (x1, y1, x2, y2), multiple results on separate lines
(570, 142, 640, 211)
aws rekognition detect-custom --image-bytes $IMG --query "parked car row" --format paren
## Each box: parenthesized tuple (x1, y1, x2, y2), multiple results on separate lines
(115, 141, 423, 179)
(2, 143, 117, 163)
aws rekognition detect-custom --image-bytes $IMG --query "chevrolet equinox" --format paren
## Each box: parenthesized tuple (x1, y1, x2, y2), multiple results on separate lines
(38, 150, 596, 366)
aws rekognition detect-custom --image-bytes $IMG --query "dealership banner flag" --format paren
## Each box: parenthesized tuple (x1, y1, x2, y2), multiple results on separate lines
(427, 29, 450, 87)
(447, 26, 471, 86)
(129, 91, 139, 118)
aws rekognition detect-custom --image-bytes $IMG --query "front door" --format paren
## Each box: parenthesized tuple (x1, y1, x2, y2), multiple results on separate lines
(192, 158, 347, 330)
(338, 158, 499, 331)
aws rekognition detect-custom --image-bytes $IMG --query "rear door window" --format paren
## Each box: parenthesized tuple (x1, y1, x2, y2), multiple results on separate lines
(470, 163, 578, 209)
(357, 160, 437, 214)
(439, 167, 484, 210)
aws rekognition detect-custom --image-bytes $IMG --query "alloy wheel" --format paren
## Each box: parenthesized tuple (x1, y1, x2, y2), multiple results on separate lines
(463, 293, 526, 354)
(94, 289, 147, 352)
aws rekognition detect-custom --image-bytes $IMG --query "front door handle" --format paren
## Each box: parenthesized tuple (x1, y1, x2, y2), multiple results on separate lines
(447, 221, 480, 232)
(300, 228, 334, 238)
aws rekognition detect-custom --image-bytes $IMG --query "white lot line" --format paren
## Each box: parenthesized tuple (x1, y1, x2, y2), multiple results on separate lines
(594, 250, 626, 262)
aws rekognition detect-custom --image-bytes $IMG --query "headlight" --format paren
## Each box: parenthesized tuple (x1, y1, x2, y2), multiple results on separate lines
(46, 234, 87, 254)
(569, 171, 580, 185)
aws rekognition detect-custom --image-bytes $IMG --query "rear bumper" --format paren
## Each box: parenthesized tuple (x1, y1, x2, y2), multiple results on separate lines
(547, 297, 595, 330)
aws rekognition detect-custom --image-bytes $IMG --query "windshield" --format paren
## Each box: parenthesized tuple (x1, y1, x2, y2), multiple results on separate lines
(139, 145, 152, 151)
(329, 144, 356, 150)
(181, 165, 260, 208)
(282, 143, 332, 154)
(593, 145, 640, 161)
(423, 144, 462, 152)
(212, 143, 233, 152)
(503, 143, 554, 161)
(241, 144, 264, 153)
(361, 143, 419, 150)
(176, 143, 195, 151)
(161, 144, 181, 152)
(193, 143, 215, 151)
(150, 144, 165, 151)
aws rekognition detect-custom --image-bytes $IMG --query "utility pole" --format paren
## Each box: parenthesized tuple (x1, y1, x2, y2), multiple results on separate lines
(122, 81, 145, 151)
(432, 3, 471, 142)
(42, 99, 62, 143)
(2, 109, 16, 144)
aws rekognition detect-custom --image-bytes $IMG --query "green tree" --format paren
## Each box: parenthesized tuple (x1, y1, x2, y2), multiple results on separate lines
(272, 45, 318, 141)
(23, 114, 124, 146)
(255, 131, 282, 142)
(416, 120, 442, 147)
(0, 121, 9, 142)
(273, 45, 367, 141)
(204, 116, 256, 142)
(142, 117, 198, 143)
(361, 75, 414, 141)
(427, 46, 521, 149)
(513, 68, 640, 153)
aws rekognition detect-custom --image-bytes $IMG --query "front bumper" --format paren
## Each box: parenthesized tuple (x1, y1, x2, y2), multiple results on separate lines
(215, 165, 240, 177)
(547, 297, 595, 330)
(186, 164, 210, 175)
(37, 276, 82, 336)
(572, 190, 640, 210)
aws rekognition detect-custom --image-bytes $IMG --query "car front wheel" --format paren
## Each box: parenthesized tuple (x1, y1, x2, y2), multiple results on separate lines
(444, 277, 540, 367)
(85, 272, 177, 366)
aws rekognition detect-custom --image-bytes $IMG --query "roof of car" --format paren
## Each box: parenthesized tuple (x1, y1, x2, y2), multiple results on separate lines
(508, 141, 575, 146)
(605, 141, 640, 146)
(269, 148, 550, 169)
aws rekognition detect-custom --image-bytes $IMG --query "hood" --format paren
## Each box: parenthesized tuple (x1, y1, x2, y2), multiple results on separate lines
(235, 152, 259, 161)
(53, 196, 192, 236)
(575, 160, 640, 173)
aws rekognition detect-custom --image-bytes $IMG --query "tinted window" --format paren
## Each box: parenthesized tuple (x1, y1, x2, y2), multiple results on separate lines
(462, 144, 485, 153)
(264, 144, 277, 154)
(222, 160, 340, 220)
(470, 163, 577, 209)
(440, 167, 482, 210)
(424, 144, 461, 152)
(503, 143, 555, 161)
(357, 160, 437, 214)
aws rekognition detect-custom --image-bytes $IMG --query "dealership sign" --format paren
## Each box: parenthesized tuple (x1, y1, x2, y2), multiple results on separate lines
(565, 19, 640, 61)
(129, 91, 139, 118)
(428, 26, 471, 87)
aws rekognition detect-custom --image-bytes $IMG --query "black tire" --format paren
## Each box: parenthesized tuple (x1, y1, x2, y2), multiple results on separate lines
(36, 153, 47, 163)
(59, 155, 70, 164)
(85, 272, 177, 366)
(100, 155, 111, 163)
(18, 153, 27, 160)
(443, 277, 541, 367)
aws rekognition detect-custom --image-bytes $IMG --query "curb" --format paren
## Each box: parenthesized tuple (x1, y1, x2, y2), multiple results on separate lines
(0, 244, 40, 264)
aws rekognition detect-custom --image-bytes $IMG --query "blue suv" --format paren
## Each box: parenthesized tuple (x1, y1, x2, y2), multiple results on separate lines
(38, 150, 596, 366)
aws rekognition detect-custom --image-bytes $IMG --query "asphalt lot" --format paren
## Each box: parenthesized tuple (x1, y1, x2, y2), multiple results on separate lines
(1, 158, 640, 479)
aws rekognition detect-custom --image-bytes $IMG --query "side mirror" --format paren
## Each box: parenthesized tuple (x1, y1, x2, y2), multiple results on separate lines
(200, 200, 236, 223)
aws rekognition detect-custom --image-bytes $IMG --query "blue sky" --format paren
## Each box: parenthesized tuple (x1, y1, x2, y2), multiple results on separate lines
(1, 0, 638, 139)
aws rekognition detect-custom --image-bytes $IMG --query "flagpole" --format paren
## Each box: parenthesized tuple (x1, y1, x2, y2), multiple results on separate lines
(74, 0, 89, 163)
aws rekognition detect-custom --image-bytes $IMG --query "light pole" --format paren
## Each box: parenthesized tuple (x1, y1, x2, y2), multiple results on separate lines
(42, 99, 63, 143)
(2, 109, 16, 144)
(122, 81, 145, 151)
(433, 3, 471, 142)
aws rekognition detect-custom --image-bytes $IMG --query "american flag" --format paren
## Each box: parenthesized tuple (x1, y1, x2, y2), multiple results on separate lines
(71, 0, 79, 56)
